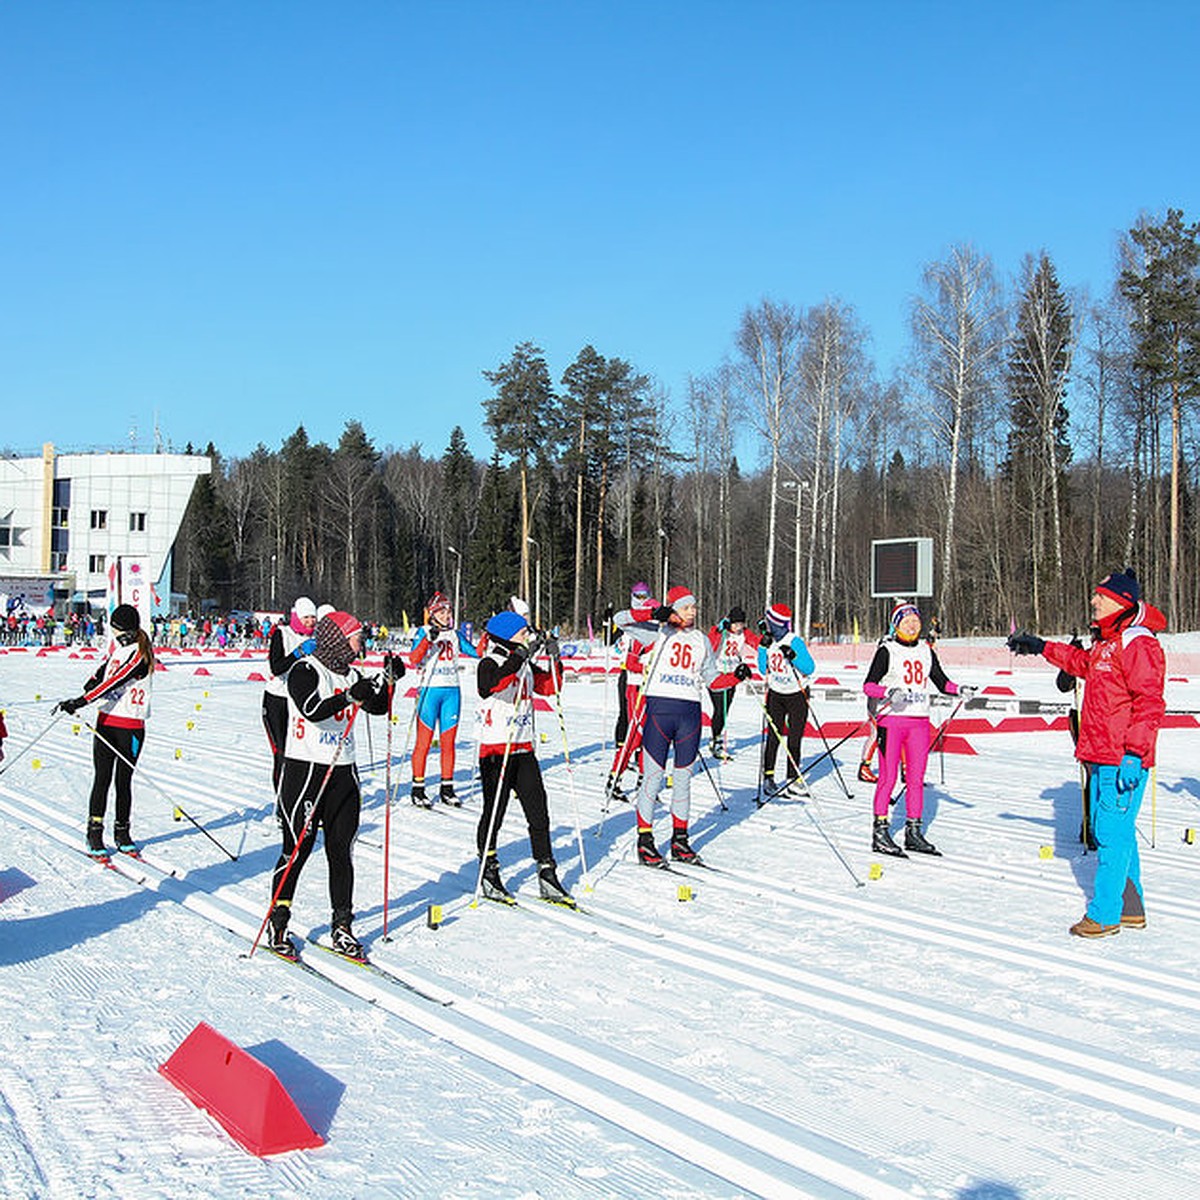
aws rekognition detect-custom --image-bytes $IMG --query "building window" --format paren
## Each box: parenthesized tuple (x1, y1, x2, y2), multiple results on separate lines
(90, 509, 108, 530)
(0, 528, 8, 548)
(129, 511, 147, 532)
(89, 554, 106, 573)
(51, 551, 68, 572)
(52, 507, 69, 528)
(53, 478, 71, 507)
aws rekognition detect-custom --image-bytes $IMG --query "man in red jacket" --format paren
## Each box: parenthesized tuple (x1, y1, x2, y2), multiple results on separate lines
(1009, 569, 1166, 937)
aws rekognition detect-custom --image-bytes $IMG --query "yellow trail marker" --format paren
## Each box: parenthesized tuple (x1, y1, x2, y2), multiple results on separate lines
(194, 703, 202, 712)
(1185, 828, 1196, 846)
(427, 903, 444, 929)
(1038, 845, 1054, 860)
(172, 808, 183, 822)
(72, 724, 81, 735)
(676, 884, 693, 902)
(31, 758, 42, 770)
(868, 863, 883, 881)
(174, 748, 183, 760)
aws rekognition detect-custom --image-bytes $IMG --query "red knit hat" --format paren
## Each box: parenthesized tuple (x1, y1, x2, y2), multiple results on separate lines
(667, 585, 695, 611)
(765, 602, 792, 629)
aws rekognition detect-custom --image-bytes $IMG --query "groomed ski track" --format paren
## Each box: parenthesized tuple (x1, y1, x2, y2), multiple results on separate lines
(4, 651, 1200, 1198)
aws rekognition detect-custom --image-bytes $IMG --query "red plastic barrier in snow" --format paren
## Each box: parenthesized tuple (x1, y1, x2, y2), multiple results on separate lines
(159, 1022, 324, 1156)
(194, 667, 212, 676)
(247, 671, 267, 682)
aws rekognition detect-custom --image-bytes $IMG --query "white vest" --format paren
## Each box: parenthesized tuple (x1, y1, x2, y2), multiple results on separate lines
(285, 658, 360, 764)
(98, 641, 153, 723)
(478, 647, 537, 752)
(878, 638, 934, 718)
(644, 628, 717, 703)
(762, 636, 809, 695)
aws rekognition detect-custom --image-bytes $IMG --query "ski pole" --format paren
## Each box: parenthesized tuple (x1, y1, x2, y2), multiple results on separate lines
(0, 708, 65, 779)
(753, 690, 813, 808)
(693, 750, 728, 813)
(545, 643, 590, 887)
(250, 704, 360, 956)
(471, 656, 533, 906)
(83, 717, 238, 861)
(392, 649, 441, 803)
(382, 678, 395, 940)
(598, 619, 671, 833)
(798, 687, 853, 800)
(887, 696, 965, 809)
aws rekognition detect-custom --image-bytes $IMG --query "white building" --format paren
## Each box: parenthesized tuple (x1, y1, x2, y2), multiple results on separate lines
(0, 443, 210, 611)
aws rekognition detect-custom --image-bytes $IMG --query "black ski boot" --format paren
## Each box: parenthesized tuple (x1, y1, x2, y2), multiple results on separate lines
(113, 822, 136, 852)
(411, 781, 433, 809)
(904, 818, 941, 856)
(637, 830, 664, 867)
(439, 782, 462, 807)
(86, 817, 107, 857)
(537, 859, 575, 907)
(872, 816, 907, 858)
(670, 828, 702, 864)
(268, 903, 297, 959)
(480, 854, 515, 904)
(330, 921, 366, 961)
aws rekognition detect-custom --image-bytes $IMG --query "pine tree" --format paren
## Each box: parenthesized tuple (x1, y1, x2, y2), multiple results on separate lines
(1002, 253, 1073, 627)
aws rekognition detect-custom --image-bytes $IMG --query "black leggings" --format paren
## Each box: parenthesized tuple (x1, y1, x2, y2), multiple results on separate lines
(273, 759, 362, 926)
(477, 752, 552, 863)
(262, 693, 289, 790)
(89, 722, 143, 826)
(763, 690, 808, 780)
(708, 687, 735, 742)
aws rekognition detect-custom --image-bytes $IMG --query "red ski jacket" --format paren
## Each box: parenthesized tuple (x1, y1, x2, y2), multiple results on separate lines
(1042, 602, 1167, 767)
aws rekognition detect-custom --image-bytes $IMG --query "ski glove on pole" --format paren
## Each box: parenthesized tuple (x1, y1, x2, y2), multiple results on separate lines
(54, 697, 86, 715)
(733, 663, 752, 681)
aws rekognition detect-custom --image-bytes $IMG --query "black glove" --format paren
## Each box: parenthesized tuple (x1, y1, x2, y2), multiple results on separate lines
(543, 635, 560, 659)
(382, 653, 405, 683)
(651, 605, 673, 623)
(780, 644, 796, 662)
(54, 696, 86, 716)
(348, 675, 377, 702)
(733, 663, 752, 681)
(1007, 631, 1046, 656)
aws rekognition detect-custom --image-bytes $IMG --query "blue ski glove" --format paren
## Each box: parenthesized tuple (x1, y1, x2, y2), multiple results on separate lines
(1116, 753, 1143, 793)
(293, 638, 317, 659)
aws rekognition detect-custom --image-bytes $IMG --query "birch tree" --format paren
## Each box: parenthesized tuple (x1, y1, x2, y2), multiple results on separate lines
(912, 244, 1006, 626)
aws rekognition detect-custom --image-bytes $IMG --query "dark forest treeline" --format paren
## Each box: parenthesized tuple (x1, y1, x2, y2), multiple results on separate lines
(174, 211, 1200, 638)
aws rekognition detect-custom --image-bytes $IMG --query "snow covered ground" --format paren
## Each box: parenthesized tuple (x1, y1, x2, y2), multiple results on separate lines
(2, 636, 1200, 1200)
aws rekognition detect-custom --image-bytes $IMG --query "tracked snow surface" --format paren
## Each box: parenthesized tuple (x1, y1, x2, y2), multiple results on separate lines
(2, 635, 1200, 1200)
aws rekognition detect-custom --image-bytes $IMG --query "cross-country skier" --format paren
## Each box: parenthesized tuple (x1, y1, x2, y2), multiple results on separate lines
(474, 610, 572, 905)
(407, 591, 479, 807)
(1008, 569, 1166, 937)
(863, 601, 972, 857)
(707, 605, 756, 761)
(611, 581, 652, 750)
(263, 596, 318, 790)
(756, 603, 816, 797)
(634, 586, 748, 866)
(267, 610, 402, 960)
(604, 588, 659, 803)
(53, 604, 154, 856)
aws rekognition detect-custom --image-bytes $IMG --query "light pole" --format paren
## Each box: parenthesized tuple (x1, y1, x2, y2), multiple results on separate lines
(447, 545, 462, 627)
(781, 473, 810, 636)
(526, 537, 541, 630)
(270, 554, 277, 611)
(658, 527, 669, 599)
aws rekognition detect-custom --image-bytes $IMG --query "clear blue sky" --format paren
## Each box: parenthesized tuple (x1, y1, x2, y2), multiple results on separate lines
(2, 2, 1197, 463)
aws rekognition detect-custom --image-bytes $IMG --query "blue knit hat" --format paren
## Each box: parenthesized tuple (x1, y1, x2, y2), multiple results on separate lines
(486, 610, 529, 642)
